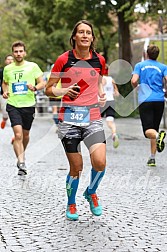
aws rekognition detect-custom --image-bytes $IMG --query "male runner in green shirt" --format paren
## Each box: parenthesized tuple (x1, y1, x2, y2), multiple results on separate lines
(2, 41, 45, 175)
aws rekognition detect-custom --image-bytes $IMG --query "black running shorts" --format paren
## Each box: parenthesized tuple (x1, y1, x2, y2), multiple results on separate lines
(101, 101, 115, 118)
(6, 104, 35, 130)
(139, 101, 164, 136)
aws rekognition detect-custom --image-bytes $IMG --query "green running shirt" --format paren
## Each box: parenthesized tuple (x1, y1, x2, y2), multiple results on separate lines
(3, 61, 43, 108)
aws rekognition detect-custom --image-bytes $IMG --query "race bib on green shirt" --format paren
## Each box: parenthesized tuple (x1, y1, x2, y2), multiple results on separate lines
(12, 81, 28, 95)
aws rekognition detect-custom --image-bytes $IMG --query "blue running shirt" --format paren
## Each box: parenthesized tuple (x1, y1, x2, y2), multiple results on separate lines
(132, 59, 167, 104)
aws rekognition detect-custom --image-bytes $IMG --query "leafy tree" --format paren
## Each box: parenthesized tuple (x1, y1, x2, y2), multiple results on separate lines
(24, 0, 141, 64)
(138, 0, 167, 33)
(25, 0, 117, 63)
(0, 0, 51, 70)
(2, 0, 167, 96)
(24, 0, 139, 98)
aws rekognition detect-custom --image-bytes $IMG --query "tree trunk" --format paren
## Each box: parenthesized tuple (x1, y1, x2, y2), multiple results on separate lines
(117, 11, 132, 64)
(98, 27, 109, 62)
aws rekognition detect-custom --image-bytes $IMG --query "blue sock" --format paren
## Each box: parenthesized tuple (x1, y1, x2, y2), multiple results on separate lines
(87, 167, 105, 195)
(66, 174, 79, 205)
(53, 114, 59, 124)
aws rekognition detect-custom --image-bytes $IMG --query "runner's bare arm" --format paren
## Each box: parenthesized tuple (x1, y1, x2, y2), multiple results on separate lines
(102, 76, 106, 86)
(113, 79, 119, 97)
(98, 75, 106, 107)
(35, 75, 46, 90)
(131, 74, 139, 88)
(27, 75, 45, 92)
(2, 81, 9, 98)
(164, 76, 167, 98)
(45, 73, 79, 99)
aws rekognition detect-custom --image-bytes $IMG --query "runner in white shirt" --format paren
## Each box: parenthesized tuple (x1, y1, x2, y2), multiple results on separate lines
(101, 67, 119, 148)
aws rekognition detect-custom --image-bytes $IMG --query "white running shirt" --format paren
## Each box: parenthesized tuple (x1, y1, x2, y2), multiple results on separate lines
(103, 76, 114, 101)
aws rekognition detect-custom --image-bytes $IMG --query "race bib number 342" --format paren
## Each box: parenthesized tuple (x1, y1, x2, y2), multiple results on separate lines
(64, 106, 90, 126)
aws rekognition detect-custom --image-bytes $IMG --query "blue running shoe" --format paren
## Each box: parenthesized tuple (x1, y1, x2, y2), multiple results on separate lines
(66, 204, 79, 221)
(83, 189, 102, 216)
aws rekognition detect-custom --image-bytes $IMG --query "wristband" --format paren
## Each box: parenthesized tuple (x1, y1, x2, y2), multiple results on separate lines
(33, 86, 37, 91)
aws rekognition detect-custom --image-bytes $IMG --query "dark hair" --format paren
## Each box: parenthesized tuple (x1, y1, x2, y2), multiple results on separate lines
(147, 45, 159, 60)
(5, 54, 13, 60)
(12, 41, 26, 52)
(70, 20, 95, 51)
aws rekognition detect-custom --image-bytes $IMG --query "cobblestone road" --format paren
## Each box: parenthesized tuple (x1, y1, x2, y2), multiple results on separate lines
(0, 113, 167, 252)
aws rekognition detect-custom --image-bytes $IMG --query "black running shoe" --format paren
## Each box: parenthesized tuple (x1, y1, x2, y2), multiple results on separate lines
(156, 130, 166, 152)
(147, 158, 156, 167)
(17, 162, 27, 176)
